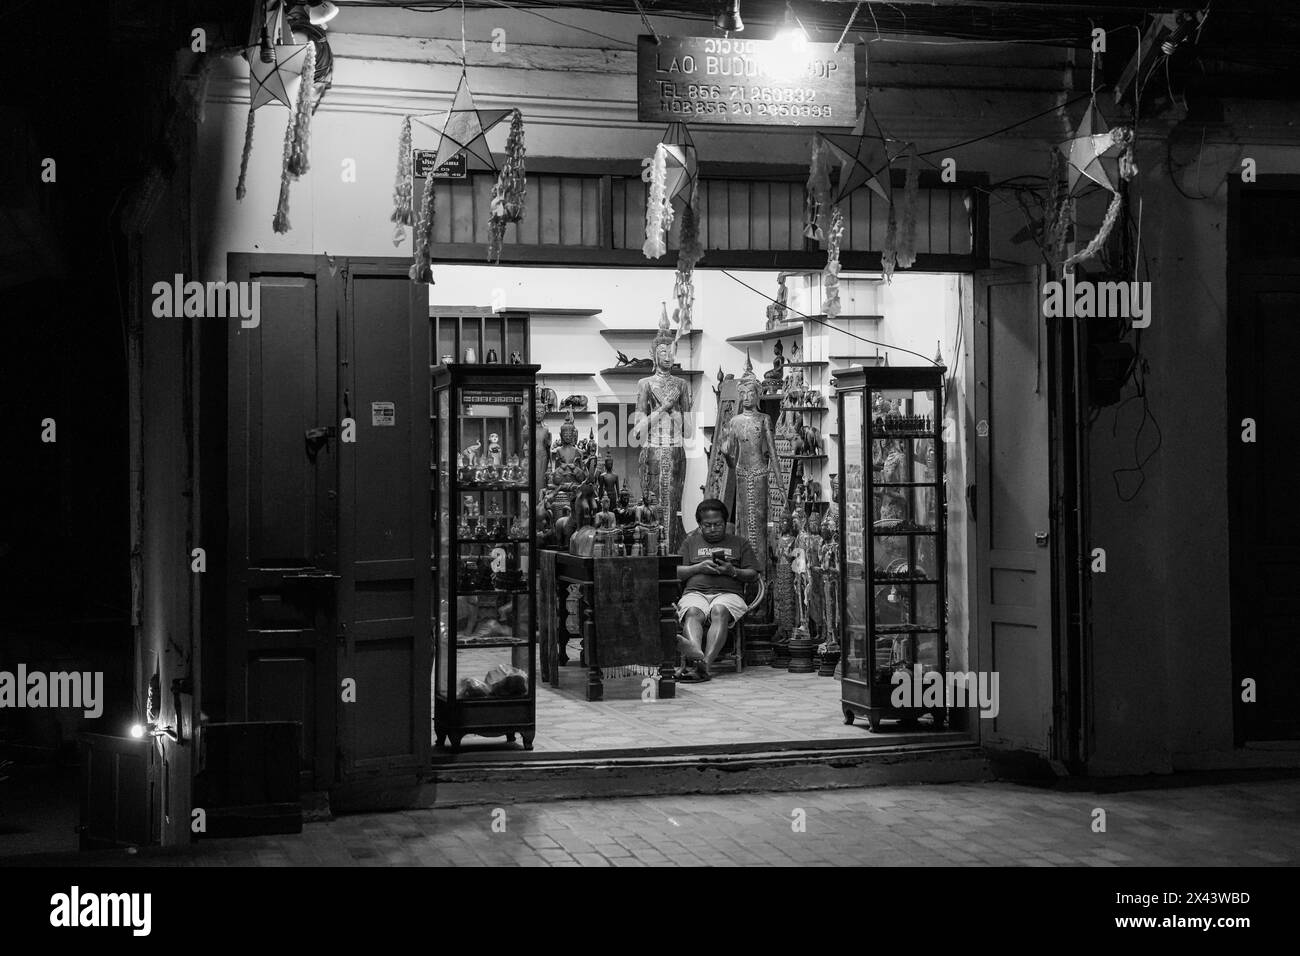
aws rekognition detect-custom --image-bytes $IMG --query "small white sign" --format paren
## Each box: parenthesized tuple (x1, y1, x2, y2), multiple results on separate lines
(371, 402, 396, 426)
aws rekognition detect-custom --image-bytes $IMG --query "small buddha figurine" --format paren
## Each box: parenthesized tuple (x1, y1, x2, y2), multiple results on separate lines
(614, 489, 635, 527)
(763, 339, 786, 391)
(594, 494, 617, 533)
(597, 456, 620, 504)
(487, 433, 503, 467)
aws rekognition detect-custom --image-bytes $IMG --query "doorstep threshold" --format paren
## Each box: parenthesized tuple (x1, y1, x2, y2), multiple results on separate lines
(432, 732, 974, 774)
(419, 736, 988, 807)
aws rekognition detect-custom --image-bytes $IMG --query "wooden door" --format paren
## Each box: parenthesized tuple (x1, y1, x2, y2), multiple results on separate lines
(1231, 273, 1300, 741)
(226, 255, 339, 791)
(974, 267, 1054, 752)
(335, 260, 432, 781)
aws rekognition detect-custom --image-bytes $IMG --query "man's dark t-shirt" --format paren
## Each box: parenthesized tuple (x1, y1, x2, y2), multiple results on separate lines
(679, 530, 758, 597)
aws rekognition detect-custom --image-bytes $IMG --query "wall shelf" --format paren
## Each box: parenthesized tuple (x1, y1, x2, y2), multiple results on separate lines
(523, 308, 603, 319)
(537, 371, 597, 378)
(784, 361, 829, 369)
(599, 328, 702, 342)
(725, 327, 801, 345)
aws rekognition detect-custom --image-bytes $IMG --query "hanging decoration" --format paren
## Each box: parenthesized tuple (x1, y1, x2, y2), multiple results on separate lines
(894, 143, 920, 271)
(236, 1, 310, 202)
(273, 39, 315, 233)
(804, 136, 832, 240)
(672, 182, 703, 340)
(235, 1, 328, 234)
(390, 116, 413, 246)
(818, 104, 893, 206)
(642, 143, 674, 259)
(1057, 100, 1137, 268)
(823, 206, 845, 319)
(395, 70, 516, 282)
(660, 122, 698, 207)
(488, 109, 527, 264)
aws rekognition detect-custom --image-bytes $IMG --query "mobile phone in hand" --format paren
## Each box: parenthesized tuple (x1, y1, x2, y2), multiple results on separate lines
(711, 550, 728, 564)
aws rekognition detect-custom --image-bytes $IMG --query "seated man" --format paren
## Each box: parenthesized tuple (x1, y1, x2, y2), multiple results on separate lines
(676, 498, 760, 682)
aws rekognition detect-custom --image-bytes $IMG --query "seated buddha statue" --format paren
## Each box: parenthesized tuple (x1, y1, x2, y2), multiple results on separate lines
(550, 411, 587, 489)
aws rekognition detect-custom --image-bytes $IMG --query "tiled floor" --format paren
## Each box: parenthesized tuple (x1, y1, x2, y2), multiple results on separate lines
(452, 639, 899, 754)
(24, 779, 1300, 867)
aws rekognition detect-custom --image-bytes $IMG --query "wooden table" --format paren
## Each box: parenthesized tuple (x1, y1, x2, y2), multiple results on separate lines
(544, 553, 681, 702)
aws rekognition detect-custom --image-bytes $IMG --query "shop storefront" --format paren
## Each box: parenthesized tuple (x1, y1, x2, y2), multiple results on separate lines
(123, 0, 1255, 838)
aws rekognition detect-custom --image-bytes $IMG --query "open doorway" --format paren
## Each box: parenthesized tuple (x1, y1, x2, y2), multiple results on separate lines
(430, 265, 975, 757)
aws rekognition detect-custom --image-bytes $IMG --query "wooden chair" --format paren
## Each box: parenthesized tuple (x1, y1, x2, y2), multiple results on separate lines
(676, 574, 766, 674)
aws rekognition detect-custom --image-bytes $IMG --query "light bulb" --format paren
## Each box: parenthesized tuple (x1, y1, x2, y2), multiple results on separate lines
(130, 724, 145, 738)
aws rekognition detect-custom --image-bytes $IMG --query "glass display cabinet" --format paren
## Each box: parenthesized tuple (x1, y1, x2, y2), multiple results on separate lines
(833, 365, 947, 731)
(432, 362, 540, 751)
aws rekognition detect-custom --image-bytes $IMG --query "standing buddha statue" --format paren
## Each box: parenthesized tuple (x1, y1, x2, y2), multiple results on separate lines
(721, 353, 782, 577)
(632, 307, 691, 553)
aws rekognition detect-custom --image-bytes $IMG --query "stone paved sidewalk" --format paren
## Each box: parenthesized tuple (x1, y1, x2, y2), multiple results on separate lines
(18, 778, 1299, 867)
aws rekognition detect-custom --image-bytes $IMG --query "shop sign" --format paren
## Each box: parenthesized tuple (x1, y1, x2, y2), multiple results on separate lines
(636, 35, 858, 127)
(414, 151, 467, 179)
(371, 402, 396, 426)
(463, 391, 524, 417)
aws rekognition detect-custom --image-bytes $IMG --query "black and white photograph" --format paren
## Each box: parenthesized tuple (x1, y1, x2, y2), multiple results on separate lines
(0, 0, 1295, 931)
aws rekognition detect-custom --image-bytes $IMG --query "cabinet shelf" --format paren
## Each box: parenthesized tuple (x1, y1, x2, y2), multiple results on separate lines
(781, 405, 828, 413)
(457, 537, 529, 545)
(598, 366, 704, 378)
(871, 431, 936, 440)
(871, 527, 936, 536)
(455, 588, 532, 597)
(455, 638, 530, 649)
(456, 482, 530, 491)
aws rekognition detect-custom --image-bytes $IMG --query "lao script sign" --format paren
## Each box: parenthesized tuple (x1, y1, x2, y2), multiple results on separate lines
(637, 35, 859, 127)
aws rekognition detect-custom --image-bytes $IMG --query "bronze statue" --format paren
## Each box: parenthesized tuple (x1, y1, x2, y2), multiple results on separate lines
(763, 339, 786, 391)
(721, 353, 782, 576)
(597, 456, 620, 504)
(532, 399, 552, 493)
(632, 308, 691, 553)
(550, 409, 588, 488)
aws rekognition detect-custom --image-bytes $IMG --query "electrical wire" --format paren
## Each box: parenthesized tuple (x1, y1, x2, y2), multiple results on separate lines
(478, 0, 637, 48)
(719, 269, 942, 367)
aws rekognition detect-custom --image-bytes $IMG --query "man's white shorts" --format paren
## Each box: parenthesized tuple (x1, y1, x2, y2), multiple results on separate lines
(677, 591, 748, 624)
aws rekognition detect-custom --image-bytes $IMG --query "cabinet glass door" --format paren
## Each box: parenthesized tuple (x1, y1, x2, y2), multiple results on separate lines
(451, 383, 533, 701)
(841, 390, 868, 683)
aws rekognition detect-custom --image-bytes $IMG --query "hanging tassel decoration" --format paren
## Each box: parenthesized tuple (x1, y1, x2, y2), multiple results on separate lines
(488, 109, 527, 263)
(1064, 190, 1123, 268)
(285, 41, 316, 177)
(672, 190, 703, 338)
(642, 144, 674, 259)
(881, 199, 898, 282)
(272, 41, 316, 233)
(272, 113, 296, 233)
(896, 145, 920, 269)
(236, 106, 256, 201)
(805, 137, 832, 241)
(409, 164, 436, 283)
(824, 205, 845, 319)
(390, 116, 414, 246)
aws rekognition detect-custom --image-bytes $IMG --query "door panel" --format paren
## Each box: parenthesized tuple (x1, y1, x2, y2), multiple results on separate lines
(1233, 277, 1300, 740)
(975, 267, 1053, 752)
(337, 263, 431, 778)
(227, 258, 338, 791)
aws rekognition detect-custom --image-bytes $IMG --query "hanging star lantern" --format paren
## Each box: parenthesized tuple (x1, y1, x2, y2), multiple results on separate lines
(413, 70, 514, 174)
(819, 105, 893, 205)
(660, 122, 698, 206)
(1058, 100, 1133, 196)
(244, 2, 309, 111)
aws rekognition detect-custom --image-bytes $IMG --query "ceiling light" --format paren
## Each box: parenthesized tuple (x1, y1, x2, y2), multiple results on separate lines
(779, 2, 808, 52)
(715, 1, 743, 34)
